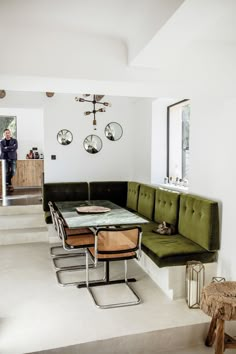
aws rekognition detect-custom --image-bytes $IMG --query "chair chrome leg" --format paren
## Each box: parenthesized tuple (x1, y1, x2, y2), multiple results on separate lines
(56, 264, 103, 287)
(125, 259, 128, 281)
(55, 251, 97, 287)
(86, 249, 89, 287)
(86, 260, 141, 309)
(52, 253, 86, 271)
(56, 268, 89, 287)
(50, 245, 84, 258)
(50, 245, 64, 258)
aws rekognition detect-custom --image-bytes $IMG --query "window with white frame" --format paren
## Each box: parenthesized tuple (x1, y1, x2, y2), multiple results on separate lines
(167, 100, 190, 184)
(0, 116, 17, 138)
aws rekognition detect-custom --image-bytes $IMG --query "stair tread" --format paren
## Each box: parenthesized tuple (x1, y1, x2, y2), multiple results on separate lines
(0, 204, 43, 215)
(0, 226, 48, 234)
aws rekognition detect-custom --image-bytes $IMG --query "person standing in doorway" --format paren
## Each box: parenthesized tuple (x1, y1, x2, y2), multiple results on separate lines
(0, 128, 18, 192)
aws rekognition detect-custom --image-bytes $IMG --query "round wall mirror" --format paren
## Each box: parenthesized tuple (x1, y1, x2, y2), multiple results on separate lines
(105, 122, 123, 141)
(57, 129, 73, 145)
(83, 134, 102, 154)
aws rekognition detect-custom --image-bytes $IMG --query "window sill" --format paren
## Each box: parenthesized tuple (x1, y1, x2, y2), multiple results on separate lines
(158, 183, 189, 193)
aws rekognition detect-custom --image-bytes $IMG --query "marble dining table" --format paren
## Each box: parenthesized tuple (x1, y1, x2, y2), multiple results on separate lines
(54, 199, 148, 289)
(54, 199, 149, 229)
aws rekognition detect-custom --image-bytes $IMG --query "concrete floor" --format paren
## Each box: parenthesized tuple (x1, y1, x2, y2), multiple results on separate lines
(0, 241, 215, 354)
(0, 205, 236, 354)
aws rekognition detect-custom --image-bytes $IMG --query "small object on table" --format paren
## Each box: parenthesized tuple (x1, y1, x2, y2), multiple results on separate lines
(200, 281, 236, 354)
(34, 151, 39, 159)
(76, 206, 111, 214)
(26, 150, 34, 159)
(164, 177, 169, 184)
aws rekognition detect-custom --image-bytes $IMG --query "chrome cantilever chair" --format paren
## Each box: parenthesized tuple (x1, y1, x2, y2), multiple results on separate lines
(48, 201, 91, 260)
(85, 226, 142, 309)
(55, 214, 95, 286)
(48, 201, 66, 258)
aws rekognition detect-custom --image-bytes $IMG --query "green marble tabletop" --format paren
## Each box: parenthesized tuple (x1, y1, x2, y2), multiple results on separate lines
(55, 200, 149, 228)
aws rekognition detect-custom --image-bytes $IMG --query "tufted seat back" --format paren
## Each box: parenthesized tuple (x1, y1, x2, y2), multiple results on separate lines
(137, 184, 156, 220)
(178, 194, 219, 251)
(90, 181, 127, 207)
(127, 182, 140, 211)
(154, 188, 180, 226)
(43, 182, 89, 211)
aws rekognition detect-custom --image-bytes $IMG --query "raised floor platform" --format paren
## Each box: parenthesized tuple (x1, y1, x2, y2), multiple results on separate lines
(139, 251, 217, 300)
(0, 205, 234, 354)
(0, 204, 47, 245)
(0, 241, 213, 354)
(0, 187, 42, 206)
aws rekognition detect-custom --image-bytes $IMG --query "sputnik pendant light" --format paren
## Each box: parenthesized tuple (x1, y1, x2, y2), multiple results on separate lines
(75, 94, 111, 130)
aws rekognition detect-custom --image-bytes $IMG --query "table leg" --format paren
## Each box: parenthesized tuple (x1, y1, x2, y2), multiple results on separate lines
(105, 261, 109, 282)
(78, 261, 136, 288)
(215, 319, 224, 354)
(205, 316, 217, 347)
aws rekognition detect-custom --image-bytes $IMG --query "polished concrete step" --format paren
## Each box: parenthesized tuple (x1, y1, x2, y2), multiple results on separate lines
(0, 227, 48, 245)
(28, 323, 212, 354)
(0, 213, 45, 230)
(0, 204, 43, 215)
(0, 204, 48, 245)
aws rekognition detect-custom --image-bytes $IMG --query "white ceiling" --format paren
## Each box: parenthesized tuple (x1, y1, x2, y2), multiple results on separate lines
(131, 0, 236, 68)
(0, 0, 236, 97)
(0, 0, 184, 45)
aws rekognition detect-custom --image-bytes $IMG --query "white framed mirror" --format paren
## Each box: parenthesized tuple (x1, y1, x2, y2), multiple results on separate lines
(105, 122, 123, 141)
(83, 134, 102, 154)
(57, 129, 73, 145)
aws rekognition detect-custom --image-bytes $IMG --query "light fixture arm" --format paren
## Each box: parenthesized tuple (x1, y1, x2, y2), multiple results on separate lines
(75, 94, 111, 130)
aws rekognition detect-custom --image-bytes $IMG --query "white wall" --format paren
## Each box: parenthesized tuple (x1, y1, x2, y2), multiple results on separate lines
(0, 91, 152, 183)
(0, 92, 44, 159)
(43, 94, 151, 183)
(1, 91, 236, 283)
(151, 95, 236, 280)
(189, 97, 236, 280)
(131, 98, 152, 184)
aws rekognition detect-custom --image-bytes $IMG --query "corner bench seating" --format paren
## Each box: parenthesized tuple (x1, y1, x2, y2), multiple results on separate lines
(43, 181, 219, 269)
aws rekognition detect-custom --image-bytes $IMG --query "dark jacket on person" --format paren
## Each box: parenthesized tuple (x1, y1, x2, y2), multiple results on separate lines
(0, 138, 18, 160)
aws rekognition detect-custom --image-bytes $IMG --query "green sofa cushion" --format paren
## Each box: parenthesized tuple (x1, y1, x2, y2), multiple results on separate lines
(178, 194, 219, 251)
(137, 184, 156, 220)
(139, 220, 159, 233)
(142, 232, 217, 267)
(127, 182, 140, 211)
(154, 188, 180, 226)
(142, 233, 205, 257)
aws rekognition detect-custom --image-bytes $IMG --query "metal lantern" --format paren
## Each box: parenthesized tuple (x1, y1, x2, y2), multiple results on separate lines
(186, 261, 205, 309)
(212, 277, 226, 283)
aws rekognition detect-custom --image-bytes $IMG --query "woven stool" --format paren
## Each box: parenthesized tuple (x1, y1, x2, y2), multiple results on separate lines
(201, 281, 236, 354)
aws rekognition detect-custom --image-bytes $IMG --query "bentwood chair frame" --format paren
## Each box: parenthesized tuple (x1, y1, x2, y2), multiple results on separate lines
(55, 214, 95, 286)
(48, 201, 84, 258)
(48, 201, 67, 258)
(85, 226, 142, 309)
(48, 201, 91, 265)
